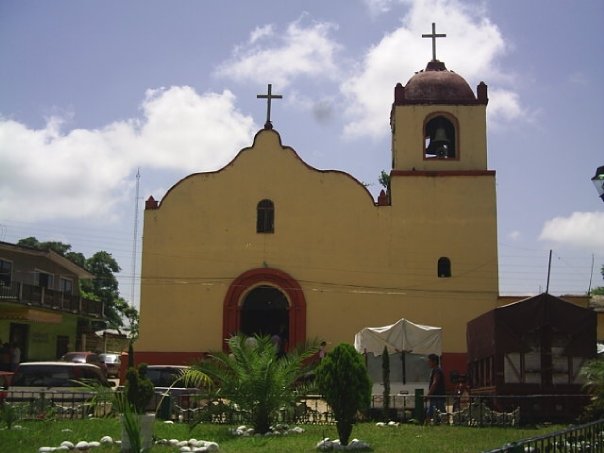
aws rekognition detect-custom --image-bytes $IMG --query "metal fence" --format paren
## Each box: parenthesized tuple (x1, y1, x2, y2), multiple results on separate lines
(170, 394, 335, 425)
(3, 390, 113, 420)
(1, 391, 334, 424)
(0, 390, 592, 428)
(166, 392, 588, 426)
(483, 418, 604, 452)
(367, 393, 590, 427)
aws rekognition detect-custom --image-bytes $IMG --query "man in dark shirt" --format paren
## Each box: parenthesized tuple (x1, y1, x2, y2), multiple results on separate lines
(427, 353, 446, 419)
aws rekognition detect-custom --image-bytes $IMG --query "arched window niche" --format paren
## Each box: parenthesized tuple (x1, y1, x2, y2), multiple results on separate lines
(438, 257, 452, 278)
(257, 199, 275, 233)
(424, 115, 457, 159)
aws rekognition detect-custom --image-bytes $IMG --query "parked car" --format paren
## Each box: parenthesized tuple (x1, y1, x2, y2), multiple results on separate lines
(145, 365, 201, 418)
(60, 352, 108, 377)
(146, 365, 189, 388)
(6, 362, 114, 417)
(99, 353, 121, 378)
(115, 365, 202, 418)
(0, 370, 14, 403)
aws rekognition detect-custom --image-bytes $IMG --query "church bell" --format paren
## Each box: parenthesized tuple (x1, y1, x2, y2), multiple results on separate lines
(427, 127, 450, 157)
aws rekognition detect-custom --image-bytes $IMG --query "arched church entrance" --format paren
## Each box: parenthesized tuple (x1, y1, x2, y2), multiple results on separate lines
(240, 285, 289, 340)
(223, 268, 306, 351)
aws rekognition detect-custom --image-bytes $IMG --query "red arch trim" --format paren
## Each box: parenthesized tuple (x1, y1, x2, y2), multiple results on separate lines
(223, 268, 306, 351)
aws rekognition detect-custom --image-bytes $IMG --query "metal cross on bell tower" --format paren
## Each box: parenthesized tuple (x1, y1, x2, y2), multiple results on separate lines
(422, 22, 447, 61)
(257, 84, 283, 130)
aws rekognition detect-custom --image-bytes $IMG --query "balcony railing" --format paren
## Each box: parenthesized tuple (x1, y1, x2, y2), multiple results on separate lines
(0, 282, 104, 318)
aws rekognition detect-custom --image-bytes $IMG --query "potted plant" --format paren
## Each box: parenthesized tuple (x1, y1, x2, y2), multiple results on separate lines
(119, 363, 155, 452)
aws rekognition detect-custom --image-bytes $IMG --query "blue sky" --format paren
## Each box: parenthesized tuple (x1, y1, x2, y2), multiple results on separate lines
(0, 0, 603, 306)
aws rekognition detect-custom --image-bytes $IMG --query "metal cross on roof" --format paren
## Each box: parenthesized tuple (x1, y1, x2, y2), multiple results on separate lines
(422, 22, 446, 61)
(257, 84, 283, 129)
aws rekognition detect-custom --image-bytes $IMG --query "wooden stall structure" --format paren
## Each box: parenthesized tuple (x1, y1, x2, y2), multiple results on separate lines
(467, 293, 596, 423)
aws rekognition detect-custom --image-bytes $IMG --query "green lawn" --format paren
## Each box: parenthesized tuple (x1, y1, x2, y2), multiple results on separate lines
(0, 419, 564, 452)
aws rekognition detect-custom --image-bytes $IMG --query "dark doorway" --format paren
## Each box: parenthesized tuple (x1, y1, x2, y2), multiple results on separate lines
(56, 335, 69, 359)
(241, 285, 289, 345)
(9, 322, 29, 363)
(223, 268, 307, 351)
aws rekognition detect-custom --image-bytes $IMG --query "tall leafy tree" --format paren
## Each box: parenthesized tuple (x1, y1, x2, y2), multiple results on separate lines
(16, 237, 40, 249)
(114, 298, 139, 340)
(17, 237, 71, 255)
(81, 251, 123, 327)
(378, 170, 390, 189)
(65, 251, 86, 268)
(590, 265, 604, 296)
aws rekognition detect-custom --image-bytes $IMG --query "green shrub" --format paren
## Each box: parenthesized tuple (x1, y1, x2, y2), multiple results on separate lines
(315, 343, 371, 445)
(382, 346, 390, 421)
(125, 363, 155, 413)
(0, 402, 19, 429)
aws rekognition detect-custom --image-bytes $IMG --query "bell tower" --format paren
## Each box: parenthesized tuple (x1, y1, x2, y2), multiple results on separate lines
(386, 23, 499, 298)
(390, 23, 489, 172)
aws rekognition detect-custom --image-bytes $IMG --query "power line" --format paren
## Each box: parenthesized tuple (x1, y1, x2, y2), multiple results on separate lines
(1, 217, 601, 296)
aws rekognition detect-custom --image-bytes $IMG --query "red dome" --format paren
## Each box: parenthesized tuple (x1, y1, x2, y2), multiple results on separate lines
(399, 60, 477, 104)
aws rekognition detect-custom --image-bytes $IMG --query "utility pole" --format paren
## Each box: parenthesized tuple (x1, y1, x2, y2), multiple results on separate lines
(130, 169, 140, 308)
(588, 253, 595, 295)
(545, 249, 552, 294)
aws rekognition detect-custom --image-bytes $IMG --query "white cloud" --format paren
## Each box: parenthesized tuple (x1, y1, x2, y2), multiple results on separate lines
(216, 17, 341, 88)
(341, 0, 524, 138)
(568, 71, 589, 86)
(508, 230, 521, 241)
(249, 25, 274, 44)
(137, 87, 255, 170)
(0, 87, 255, 222)
(487, 88, 528, 126)
(539, 211, 604, 251)
(364, 0, 394, 16)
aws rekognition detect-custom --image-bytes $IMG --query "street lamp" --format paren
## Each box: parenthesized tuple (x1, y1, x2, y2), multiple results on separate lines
(592, 166, 604, 203)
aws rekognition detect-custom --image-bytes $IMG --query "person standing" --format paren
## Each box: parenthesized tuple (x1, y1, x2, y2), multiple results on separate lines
(272, 325, 287, 359)
(271, 332, 282, 356)
(426, 353, 445, 419)
(319, 341, 327, 360)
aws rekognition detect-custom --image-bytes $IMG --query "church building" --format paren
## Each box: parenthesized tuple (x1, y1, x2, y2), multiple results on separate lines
(136, 27, 499, 376)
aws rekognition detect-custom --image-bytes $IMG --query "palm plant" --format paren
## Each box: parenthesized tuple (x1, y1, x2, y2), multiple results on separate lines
(190, 334, 319, 434)
(580, 357, 604, 420)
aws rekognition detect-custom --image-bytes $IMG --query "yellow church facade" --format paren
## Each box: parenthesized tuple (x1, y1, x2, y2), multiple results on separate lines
(137, 57, 499, 377)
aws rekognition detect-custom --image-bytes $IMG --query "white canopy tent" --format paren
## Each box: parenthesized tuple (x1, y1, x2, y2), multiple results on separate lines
(354, 319, 442, 395)
(354, 318, 442, 356)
